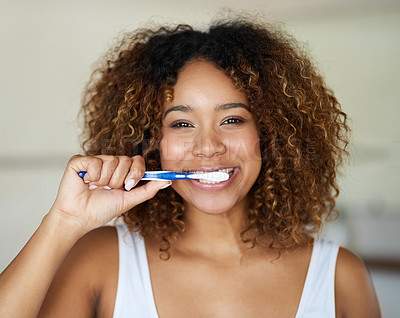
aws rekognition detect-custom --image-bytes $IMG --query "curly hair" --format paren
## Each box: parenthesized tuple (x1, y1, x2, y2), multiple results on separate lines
(81, 17, 349, 254)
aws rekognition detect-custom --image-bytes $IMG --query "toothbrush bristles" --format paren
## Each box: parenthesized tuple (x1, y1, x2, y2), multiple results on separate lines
(191, 171, 230, 181)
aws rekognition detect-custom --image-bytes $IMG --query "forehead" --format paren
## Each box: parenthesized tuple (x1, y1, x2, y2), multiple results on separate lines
(163, 61, 248, 109)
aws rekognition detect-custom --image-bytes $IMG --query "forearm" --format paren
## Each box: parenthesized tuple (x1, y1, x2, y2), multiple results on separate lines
(0, 211, 85, 318)
(0, 154, 163, 318)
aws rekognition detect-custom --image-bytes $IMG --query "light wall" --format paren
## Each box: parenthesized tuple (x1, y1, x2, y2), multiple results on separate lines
(1, 0, 399, 314)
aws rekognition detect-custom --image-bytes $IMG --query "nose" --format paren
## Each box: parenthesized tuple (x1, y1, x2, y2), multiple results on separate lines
(192, 128, 227, 158)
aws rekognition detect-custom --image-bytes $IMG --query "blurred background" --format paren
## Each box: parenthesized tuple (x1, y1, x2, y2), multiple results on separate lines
(0, 0, 399, 316)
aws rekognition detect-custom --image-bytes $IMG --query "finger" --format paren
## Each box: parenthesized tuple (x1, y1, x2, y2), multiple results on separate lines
(124, 155, 146, 191)
(122, 180, 172, 210)
(94, 156, 119, 187)
(107, 156, 132, 189)
(67, 155, 102, 183)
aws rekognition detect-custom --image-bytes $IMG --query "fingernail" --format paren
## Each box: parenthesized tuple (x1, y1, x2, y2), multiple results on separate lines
(89, 185, 98, 190)
(103, 186, 112, 190)
(160, 181, 172, 189)
(84, 180, 91, 184)
(124, 179, 136, 191)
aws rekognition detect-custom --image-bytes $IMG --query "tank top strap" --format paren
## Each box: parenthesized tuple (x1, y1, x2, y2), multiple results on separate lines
(113, 222, 159, 318)
(295, 239, 339, 318)
(113, 225, 338, 318)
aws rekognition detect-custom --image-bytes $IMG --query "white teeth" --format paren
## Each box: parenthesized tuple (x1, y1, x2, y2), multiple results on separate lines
(198, 180, 218, 184)
(196, 168, 234, 184)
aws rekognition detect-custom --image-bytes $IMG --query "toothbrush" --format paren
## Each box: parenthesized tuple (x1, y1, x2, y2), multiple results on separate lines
(77, 171, 230, 182)
(140, 171, 229, 181)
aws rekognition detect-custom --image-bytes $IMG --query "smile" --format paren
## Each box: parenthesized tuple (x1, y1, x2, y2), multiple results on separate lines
(195, 168, 234, 184)
(184, 167, 236, 185)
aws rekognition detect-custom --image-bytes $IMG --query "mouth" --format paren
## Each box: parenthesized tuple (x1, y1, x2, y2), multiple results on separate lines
(184, 167, 236, 184)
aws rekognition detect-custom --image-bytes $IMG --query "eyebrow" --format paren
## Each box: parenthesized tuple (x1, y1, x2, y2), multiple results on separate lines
(163, 102, 250, 119)
(216, 102, 250, 112)
(163, 105, 193, 119)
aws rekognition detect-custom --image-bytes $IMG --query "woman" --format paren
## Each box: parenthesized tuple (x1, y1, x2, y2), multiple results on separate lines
(0, 18, 380, 317)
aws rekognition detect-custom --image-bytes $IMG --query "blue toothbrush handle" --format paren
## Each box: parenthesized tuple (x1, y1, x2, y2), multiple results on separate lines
(142, 171, 188, 181)
(78, 171, 87, 179)
(77, 171, 187, 181)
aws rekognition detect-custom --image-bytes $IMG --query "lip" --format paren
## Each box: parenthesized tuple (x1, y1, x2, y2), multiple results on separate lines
(183, 166, 236, 173)
(188, 167, 239, 191)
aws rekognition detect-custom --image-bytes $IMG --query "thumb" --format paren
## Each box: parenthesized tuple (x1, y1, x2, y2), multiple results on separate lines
(122, 180, 172, 210)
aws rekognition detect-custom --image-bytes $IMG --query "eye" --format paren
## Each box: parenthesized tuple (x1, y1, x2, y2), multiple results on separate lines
(170, 121, 194, 128)
(222, 117, 245, 125)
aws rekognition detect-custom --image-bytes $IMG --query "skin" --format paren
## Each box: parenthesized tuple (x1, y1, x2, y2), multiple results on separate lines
(160, 60, 262, 216)
(0, 61, 381, 318)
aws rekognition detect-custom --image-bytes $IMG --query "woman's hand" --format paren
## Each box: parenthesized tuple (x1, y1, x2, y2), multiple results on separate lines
(50, 155, 170, 235)
(0, 154, 171, 318)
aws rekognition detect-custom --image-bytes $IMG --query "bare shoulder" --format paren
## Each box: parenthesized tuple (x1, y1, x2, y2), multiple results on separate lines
(39, 226, 118, 317)
(335, 247, 381, 318)
(70, 225, 118, 263)
(60, 225, 118, 279)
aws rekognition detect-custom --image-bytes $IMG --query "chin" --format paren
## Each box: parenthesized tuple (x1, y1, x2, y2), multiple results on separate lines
(184, 196, 242, 215)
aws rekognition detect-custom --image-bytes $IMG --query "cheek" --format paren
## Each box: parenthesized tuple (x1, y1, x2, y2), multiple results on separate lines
(159, 135, 190, 165)
(226, 133, 261, 162)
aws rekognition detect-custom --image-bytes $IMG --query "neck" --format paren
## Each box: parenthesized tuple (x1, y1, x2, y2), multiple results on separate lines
(172, 197, 255, 261)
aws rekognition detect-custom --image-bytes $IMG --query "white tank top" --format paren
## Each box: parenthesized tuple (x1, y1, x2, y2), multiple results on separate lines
(113, 222, 339, 318)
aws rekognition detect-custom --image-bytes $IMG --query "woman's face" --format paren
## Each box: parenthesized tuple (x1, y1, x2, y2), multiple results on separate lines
(160, 61, 262, 215)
